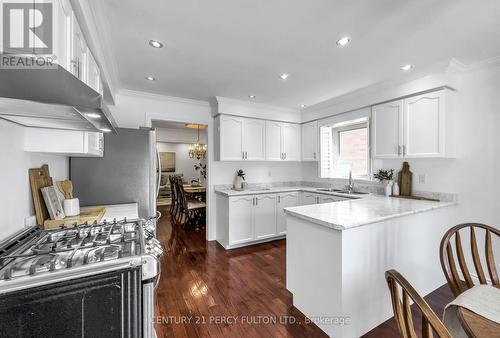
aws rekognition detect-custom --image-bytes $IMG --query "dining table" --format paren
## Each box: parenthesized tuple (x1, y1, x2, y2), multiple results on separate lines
(183, 184, 207, 201)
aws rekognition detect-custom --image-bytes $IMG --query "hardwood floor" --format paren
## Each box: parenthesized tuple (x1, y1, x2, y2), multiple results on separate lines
(154, 207, 455, 338)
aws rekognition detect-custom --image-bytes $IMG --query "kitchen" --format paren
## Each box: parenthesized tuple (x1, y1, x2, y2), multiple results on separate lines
(1, 1, 499, 338)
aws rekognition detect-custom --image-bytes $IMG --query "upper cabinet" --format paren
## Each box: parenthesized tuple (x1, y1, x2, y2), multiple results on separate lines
(216, 115, 265, 161)
(265, 122, 300, 161)
(25, 128, 104, 157)
(301, 121, 318, 161)
(52, 0, 72, 71)
(372, 89, 455, 159)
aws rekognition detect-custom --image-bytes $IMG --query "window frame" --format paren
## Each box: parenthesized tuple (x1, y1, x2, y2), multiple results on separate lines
(318, 110, 372, 180)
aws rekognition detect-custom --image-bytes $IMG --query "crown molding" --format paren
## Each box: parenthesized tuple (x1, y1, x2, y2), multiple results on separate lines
(118, 89, 211, 107)
(215, 96, 300, 114)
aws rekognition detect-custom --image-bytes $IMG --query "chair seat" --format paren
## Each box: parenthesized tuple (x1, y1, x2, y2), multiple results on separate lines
(187, 201, 206, 210)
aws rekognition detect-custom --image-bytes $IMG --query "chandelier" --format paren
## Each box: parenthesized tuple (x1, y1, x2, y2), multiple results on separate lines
(188, 125, 207, 159)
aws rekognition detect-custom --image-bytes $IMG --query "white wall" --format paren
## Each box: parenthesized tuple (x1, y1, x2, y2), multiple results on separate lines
(157, 142, 205, 182)
(110, 89, 303, 241)
(156, 127, 207, 144)
(0, 120, 69, 239)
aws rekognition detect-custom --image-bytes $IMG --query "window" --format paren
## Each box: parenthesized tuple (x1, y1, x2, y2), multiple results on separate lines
(319, 117, 370, 179)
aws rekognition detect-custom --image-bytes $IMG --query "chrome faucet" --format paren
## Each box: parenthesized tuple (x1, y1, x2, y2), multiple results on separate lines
(346, 170, 354, 194)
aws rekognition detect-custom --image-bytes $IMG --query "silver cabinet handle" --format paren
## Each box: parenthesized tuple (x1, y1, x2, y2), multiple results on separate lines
(398, 145, 402, 156)
(255, 197, 258, 206)
(402, 145, 406, 156)
(313, 152, 316, 160)
(278, 195, 281, 203)
(243, 152, 245, 159)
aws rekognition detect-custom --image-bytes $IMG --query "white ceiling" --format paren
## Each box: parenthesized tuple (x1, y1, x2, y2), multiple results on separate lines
(90, 0, 500, 108)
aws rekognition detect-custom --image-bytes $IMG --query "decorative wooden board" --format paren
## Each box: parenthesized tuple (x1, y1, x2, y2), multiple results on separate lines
(29, 165, 53, 225)
(44, 207, 106, 229)
(390, 195, 440, 202)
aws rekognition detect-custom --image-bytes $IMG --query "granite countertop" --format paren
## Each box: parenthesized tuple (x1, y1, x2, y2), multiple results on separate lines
(214, 186, 366, 199)
(284, 195, 456, 231)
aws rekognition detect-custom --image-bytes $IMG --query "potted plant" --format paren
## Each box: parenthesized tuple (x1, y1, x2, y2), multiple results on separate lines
(234, 169, 245, 191)
(193, 162, 207, 186)
(374, 169, 395, 196)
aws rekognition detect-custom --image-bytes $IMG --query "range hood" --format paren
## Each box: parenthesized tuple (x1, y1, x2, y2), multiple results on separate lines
(0, 61, 117, 133)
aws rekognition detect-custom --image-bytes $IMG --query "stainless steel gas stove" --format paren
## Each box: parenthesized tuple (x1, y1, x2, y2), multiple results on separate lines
(0, 217, 162, 338)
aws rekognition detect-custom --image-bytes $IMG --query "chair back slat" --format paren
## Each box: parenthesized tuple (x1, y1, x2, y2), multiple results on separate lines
(440, 223, 500, 297)
(402, 291, 417, 338)
(385, 270, 451, 338)
(422, 317, 434, 338)
(454, 231, 474, 288)
(470, 226, 487, 284)
(446, 243, 463, 295)
(486, 230, 499, 285)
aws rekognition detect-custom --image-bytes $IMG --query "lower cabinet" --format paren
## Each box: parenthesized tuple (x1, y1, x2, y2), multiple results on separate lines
(276, 192, 299, 235)
(216, 191, 349, 249)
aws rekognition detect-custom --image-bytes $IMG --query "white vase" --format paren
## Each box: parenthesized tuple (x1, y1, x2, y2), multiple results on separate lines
(234, 176, 243, 191)
(392, 181, 400, 196)
(384, 181, 393, 197)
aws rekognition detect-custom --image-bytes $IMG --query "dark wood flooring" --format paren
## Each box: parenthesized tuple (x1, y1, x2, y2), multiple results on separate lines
(154, 206, 455, 338)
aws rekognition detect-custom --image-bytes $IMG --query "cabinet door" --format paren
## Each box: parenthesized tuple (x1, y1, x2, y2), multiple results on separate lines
(254, 194, 277, 240)
(403, 91, 445, 157)
(265, 121, 283, 161)
(276, 192, 299, 235)
(220, 116, 244, 161)
(282, 123, 301, 161)
(87, 51, 102, 94)
(242, 118, 265, 161)
(320, 195, 346, 203)
(229, 196, 254, 245)
(301, 193, 319, 205)
(372, 101, 403, 158)
(71, 17, 88, 82)
(53, 0, 72, 71)
(301, 121, 318, 161)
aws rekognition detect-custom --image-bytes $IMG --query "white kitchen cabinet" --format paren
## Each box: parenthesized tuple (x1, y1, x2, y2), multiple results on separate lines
(228, 196, 254, 245)
(254, 194, 277, 239)
(70, 15, 88, 83)
(265, 122, 301, 161)
(282, 123, 301, 161)
(301, 121, 318, 161)
(403, 91, 446, 158)
(217, 115, 243, 160)
(24, 128, 104, 157)
(87, 51, 102, 94)
(52, 0, 73, 71)
(265, 121, 283, 161)
(216, 115, 265, 161)
(242, 118, 266, 160)
(372, 100, 403, 158)
(276, 192, 299, 235)
(372, 89, 455, 159)
(301, 192, 320, 205)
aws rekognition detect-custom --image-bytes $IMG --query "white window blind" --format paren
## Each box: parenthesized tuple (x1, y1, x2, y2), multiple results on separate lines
(320, 126, 334, 177)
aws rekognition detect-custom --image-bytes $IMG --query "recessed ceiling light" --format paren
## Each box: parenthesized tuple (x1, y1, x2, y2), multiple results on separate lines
(300, 104, 307, 108)
(145, 76, 156, 81)
(248, 95, 256, 99)
(400, 64, 413, 72)
(280, 73, 289, 80)
(149, 40, 164, 48)
(86, 113, 101, 119)
(336, 36, 351, 47)
(100, 128, 112, 133)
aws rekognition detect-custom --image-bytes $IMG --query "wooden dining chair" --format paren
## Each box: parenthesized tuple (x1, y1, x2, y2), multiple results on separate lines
(177, 181, 206, 228)
(440, 223, 500, 297)
(168, 175, 180, 223)
(385, 269, 451, 338)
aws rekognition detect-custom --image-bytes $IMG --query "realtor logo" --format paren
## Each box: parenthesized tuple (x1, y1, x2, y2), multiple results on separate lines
(2, 2, 53, 54)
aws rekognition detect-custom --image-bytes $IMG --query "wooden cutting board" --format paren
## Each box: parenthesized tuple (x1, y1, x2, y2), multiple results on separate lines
(29, 164, 53, 225)
(398, 161, 413, 196)
(44, 206, 106, 229)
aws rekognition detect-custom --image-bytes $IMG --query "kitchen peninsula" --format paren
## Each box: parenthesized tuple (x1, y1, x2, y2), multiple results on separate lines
(284, 195, 456, 338)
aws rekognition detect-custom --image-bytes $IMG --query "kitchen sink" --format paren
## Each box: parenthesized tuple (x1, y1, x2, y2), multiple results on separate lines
(316, 188, 368, 195)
